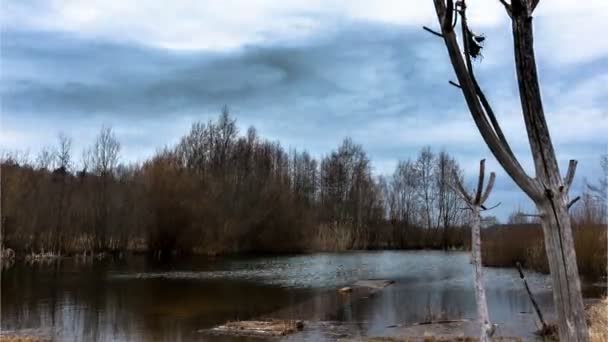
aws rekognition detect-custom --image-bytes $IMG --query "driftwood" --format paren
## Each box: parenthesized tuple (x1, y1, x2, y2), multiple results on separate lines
(427, 0, 589, 340)
(451, 159, 496, 342)
(211, 320, 304, 337)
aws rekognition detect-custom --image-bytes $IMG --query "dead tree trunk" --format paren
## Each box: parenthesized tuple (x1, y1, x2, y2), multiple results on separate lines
(427, 0, 588, 340)
(452, 159, 496, 342)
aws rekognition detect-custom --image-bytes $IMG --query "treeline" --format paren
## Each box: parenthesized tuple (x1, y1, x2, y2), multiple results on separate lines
(1, 109, 474, 256)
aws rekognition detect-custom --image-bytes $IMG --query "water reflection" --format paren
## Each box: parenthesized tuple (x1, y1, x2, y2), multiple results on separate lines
(1, 251, 602, 341)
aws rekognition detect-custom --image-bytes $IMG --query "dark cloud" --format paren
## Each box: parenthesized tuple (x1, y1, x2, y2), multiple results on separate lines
(1, 20, 607, 220)
(0, 24, 463, 120)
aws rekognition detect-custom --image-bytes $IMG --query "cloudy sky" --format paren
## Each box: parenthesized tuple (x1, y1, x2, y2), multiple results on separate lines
(1, 0, 607, 219)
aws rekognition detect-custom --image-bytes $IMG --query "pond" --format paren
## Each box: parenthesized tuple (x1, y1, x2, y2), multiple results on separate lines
(1, 251, 603, 341)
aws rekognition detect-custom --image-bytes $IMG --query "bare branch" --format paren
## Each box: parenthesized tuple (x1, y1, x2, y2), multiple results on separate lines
(449, 80, 462, 89)
(460, 2, 474, 78)
(498, 0, 512, 17)
(461, 2, 520, 165)
(567, 196, 581, 210)
(480, 202, 501, 211)
(450, 176, 472, 204)
(423, 26, 444, 38)
(432, 0, 541, 201)
(480, 172, 496, 205)
(474, 83, 519, 163)
(443, 0, 454, 32)
(518, 213, 541, 218)
(530, 0, 540, 12)
(474, 159, 486, 204)
(563, 159, 577, 192)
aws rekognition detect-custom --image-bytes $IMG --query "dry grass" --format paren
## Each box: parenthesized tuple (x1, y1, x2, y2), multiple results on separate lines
(312, 223, 355, 251)
(534, 323, 558, 341)
(366, 337, 521, 342)
(24, 250, 62, 264)
(535, 297, 607, 341)
(575, 226, 608, 278)
(588, 297, 608, 342)
(0, 335, 49, 342)
(482, 223, 607, 279)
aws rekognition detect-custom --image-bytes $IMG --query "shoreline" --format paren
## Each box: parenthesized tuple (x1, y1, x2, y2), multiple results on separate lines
(3, 247, 606, 284)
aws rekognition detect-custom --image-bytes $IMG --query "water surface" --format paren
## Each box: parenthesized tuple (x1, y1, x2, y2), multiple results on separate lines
(1, 251, 602, 341)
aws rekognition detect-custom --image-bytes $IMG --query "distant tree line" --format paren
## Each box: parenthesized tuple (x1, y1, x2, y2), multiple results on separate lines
(1, 109, 604, 257)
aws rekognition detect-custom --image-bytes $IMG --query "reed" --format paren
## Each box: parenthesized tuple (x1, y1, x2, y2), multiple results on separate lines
(587, 297, 608, 342)
(481, 223, 607, 279)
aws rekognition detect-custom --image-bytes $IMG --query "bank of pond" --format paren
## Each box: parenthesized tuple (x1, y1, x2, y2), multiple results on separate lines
(3, 223, 606, 282)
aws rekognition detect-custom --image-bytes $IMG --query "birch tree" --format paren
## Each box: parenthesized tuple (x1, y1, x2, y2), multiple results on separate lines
(427, 0, 589, 339)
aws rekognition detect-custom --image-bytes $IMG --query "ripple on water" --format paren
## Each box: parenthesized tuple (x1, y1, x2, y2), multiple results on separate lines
(108, 251, 552, 291)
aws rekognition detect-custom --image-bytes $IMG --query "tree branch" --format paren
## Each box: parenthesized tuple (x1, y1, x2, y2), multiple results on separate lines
(432, 0, 541, 201)
(423, 26, 444, 38)
(567, 196, 581, 210)
(518, 213, 541, 218)
(450, 174, 472, 204)
(460, 1, 475, 79)
(460, 3, 520, 165)
(480, 202, 501, 211)
(474, 159, 486, 204)
(530, 0, 540, 12)
(498, 0, 512, 17)
(443, 0, 454, 32)
(563, 159, 577, 192)
(480, 172, 496, 205)
(474, 83, 519, 163)
(449, 80, 462, 89)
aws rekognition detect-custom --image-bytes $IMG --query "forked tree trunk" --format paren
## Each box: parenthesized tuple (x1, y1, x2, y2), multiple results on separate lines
(429, 1, 589, 340)
(452, 159, 495, 341)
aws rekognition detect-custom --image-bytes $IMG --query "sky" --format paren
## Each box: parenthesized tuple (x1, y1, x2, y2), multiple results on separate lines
(1, 0, 607, 220)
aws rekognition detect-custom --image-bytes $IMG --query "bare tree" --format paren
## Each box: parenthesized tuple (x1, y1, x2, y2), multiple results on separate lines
(416, 147, 436, 230)
(428, 0, 588, 339)
(90, 126, 121, 250)
(91, 126, 121, 176)
(452, 159, 496, 342)
(392, 159, 420, 228)
(36, 147, 54, 170)
(435, 151, 463, 249)
(55, 133, 72, 173)
(52, 133, 73, 252)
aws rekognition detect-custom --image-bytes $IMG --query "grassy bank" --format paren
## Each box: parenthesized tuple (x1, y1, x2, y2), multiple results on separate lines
(481, 223, 607, 280)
